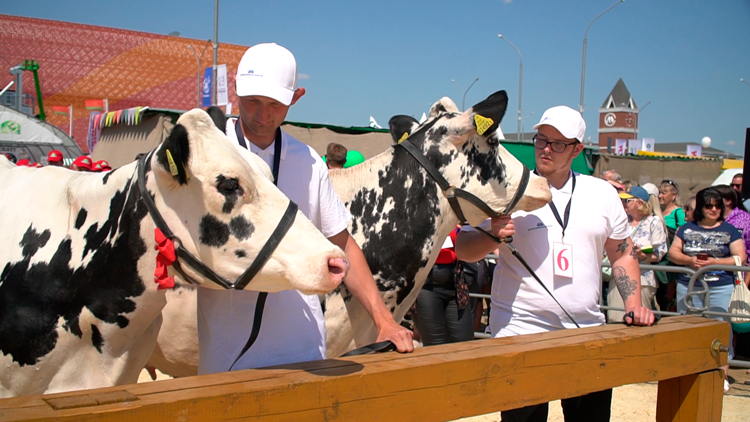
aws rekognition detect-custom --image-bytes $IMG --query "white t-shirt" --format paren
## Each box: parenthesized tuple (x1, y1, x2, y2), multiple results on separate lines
(463, 172, 628, 337)
(196, 119, 350, 374)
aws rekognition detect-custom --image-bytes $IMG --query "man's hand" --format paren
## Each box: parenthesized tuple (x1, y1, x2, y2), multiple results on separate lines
(490, 216, 515, 240)
(376, 320, 414, 353)
(623, 305, 655, 326)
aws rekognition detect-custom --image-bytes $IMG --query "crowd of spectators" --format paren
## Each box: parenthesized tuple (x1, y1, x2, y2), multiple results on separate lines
(599, 169, 750, 393)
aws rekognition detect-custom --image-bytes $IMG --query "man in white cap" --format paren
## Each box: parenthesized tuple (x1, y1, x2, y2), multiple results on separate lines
(455, 105, 654, 422)
(197, 43, 413, 374)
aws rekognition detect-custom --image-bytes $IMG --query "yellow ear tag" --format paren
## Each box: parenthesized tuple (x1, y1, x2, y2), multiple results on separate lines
(398, 132, 409, 143)
(166, 149, 179, 177)
(474, 115, 494, 136)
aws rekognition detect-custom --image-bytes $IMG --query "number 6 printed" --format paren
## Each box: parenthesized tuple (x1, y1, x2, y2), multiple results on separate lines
(553, 242, 573, 278)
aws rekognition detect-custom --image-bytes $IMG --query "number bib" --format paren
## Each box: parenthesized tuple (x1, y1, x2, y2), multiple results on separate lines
(553, 242, 573, 278)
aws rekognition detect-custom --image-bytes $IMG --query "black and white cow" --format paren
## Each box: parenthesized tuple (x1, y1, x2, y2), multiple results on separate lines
(145, 90, 550, 377)
(0, 109, 348, 397)
(324, 90, 550, 356)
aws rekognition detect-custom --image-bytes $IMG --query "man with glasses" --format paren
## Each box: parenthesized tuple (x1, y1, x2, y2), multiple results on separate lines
(456, 105, 654, 422)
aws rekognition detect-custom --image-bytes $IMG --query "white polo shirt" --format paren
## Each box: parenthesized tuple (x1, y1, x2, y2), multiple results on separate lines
(196, 119, 350, 374)
(463, 172, 628, 337)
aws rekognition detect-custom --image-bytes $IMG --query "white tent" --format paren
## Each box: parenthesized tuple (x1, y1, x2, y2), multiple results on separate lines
(0, 104, 82, 164)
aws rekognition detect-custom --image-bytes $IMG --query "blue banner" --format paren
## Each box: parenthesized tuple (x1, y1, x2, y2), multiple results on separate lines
(201, 67, 213, 107)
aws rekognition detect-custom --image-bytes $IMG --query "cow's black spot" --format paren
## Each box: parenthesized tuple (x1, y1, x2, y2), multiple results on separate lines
(81, 187, 131, 260)
(462, 142, 506, 186)
(75, 209, 88, 230)
(91, 324, 103, 353)
(216, 175, 244, 214)
(199, 214, 230, 247)
(229, 216, 254, 241)
(102, 167, 117, 185)
(234, 249, 247, 258)
(20, 226, 51, 258)
(0, 175, 149, 366)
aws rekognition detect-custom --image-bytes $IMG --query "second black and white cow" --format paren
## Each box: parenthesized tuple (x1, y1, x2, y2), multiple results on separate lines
(146, 90, 550, 376)
(325, 90, 549, 356)
(0, 109, 347, 397)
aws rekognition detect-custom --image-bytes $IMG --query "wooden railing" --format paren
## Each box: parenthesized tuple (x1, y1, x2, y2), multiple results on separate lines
(0, 315, 729, 422)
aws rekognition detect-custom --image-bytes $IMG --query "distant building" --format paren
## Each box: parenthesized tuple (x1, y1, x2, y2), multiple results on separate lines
(597, 78, 639, 152)
(651, 142, 742, 160)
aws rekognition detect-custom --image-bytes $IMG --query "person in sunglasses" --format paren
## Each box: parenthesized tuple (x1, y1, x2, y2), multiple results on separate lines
(668, 187, 746, 393)
(456, 105, 654, 422)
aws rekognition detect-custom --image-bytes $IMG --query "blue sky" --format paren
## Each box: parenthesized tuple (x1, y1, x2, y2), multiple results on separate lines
(5, 0, 750, 155)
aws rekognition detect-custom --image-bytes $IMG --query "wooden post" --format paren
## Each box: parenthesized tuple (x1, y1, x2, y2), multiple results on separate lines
(656, 369, 724, 422)
(0, 316, 729, 422)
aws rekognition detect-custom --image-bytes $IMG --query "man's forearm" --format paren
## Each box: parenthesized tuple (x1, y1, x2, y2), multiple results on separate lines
(455, 231, 498, 262)
(612, 262, 641, 309)
(338, 233, 393, 328)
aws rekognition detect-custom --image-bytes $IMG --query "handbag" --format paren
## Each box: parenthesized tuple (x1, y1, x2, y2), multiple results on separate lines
(729, 255, 750, 333)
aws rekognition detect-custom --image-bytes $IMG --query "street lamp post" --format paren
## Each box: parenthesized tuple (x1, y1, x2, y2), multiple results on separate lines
(451, 78, 479, 111)
(212, 0, 219, 106)
(634, 100, 651, 139)
(579, 0, 626, 113)
(188, 40, 212, 108)
(741, 78, 750, 89)
(498, 34, 523, 141)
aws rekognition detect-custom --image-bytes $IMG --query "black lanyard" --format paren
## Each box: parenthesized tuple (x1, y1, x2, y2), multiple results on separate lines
(538, 170, 576, 240)
(235, 119, 282, 185)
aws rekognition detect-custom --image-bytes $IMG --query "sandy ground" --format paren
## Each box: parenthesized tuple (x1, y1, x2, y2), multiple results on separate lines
(139, 367, 749, 421)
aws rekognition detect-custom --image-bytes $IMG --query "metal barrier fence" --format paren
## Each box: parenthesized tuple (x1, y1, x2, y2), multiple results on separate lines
(469, 259, 750, 367)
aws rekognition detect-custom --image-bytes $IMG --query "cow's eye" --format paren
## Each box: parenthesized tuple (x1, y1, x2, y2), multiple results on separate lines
(217, 178, 240, 194)
(487, 135, 499, 146)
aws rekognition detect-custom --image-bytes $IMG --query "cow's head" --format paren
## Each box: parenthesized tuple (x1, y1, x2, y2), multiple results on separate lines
(145, 109, 347, 294)
(388, 90, 550, 226)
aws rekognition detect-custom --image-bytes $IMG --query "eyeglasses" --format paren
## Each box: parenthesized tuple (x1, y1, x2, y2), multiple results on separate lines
(731, 183, 742, 188)
(533, 135, 579, 153)
(703, 203, 721, 210)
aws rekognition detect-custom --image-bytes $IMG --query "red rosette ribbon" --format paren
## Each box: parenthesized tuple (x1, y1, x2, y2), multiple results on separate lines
(154, 228, 176, 290)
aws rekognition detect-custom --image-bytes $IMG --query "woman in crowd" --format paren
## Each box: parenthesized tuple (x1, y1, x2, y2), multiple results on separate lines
(668, 187, 746, 392)
(714, 185, 750, 261)
(657, 180, 686, 311)
(659, 179, 686, 238)
(609, 186, 668, 321)
(414, 227, 476, 346)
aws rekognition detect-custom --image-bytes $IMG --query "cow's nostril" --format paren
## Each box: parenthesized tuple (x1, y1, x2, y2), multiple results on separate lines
(328, 258, 349, 277)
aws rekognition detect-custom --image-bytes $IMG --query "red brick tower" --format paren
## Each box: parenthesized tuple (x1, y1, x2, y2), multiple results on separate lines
(598, 78, 639, 152)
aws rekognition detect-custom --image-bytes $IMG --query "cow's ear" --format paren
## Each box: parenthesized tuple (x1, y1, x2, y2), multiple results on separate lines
(469, 90, 508, 136)
(388, 115, 419, 144)
(157, 123, 191, 185)
(205, 106, 227, 132)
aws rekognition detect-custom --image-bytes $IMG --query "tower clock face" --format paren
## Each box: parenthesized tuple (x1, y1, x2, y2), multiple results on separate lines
(604, 113, 616, 127)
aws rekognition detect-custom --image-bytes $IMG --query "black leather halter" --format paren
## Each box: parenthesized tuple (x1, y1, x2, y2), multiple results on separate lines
(136, 152, 298, 290)
(395, 140, 530, 233)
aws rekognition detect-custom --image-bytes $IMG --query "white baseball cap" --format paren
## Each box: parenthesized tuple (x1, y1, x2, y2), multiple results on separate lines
(235, 43, 298, 106)
(532, 105, 586, 141)
(642, 182, 659, 197)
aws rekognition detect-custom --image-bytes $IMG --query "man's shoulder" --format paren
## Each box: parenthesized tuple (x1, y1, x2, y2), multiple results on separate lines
(281, 130, 320, 157)
(573, 173, 619, 198)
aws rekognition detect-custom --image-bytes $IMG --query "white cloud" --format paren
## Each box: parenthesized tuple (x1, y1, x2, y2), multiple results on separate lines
(299, 73, 311, 80)
(503, 0, 513, 3)
(727, 140, 736, 146)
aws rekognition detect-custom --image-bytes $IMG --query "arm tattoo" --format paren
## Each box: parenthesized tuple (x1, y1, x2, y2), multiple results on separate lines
(616, 239, 629, 254)
(612, 266, 637, 303)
